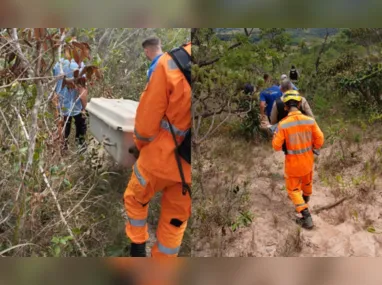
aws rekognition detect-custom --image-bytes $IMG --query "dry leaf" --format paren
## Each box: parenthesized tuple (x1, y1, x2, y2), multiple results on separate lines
(95, 68, 102, 80)
(64, 45, 72, 60)
(40, 58, 47, 71)
(71, 41, 83, 49)
(72, 47, 81, 65)
(81, 42, 91, 59)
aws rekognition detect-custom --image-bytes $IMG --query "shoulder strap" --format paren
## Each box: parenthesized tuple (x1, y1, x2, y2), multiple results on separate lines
(168, 46, 191, 86)
(276, 97, 285, 122)
(166, 44, 192, 197)
(167, 119, 191, 197)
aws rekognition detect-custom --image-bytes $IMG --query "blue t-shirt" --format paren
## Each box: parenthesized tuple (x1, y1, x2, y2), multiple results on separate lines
(53, 59, 85, 117)
(147, 54, 163, 81)
(260, 85, 283, 117)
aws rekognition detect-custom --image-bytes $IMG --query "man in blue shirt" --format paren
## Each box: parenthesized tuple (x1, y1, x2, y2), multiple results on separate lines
(259, 76, 283, 123)
(143, 36, 163, 81)
(53, 58, 88, 152)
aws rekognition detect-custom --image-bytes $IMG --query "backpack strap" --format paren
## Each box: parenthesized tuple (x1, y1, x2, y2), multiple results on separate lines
(276, 97, 285, 122)
(166, 44, 192, 197)
(167, 118, 191, 197)
(168, 46, 191, 86)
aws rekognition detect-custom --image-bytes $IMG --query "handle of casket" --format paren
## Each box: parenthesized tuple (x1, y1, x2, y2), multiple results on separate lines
(103, 137, 117, 147)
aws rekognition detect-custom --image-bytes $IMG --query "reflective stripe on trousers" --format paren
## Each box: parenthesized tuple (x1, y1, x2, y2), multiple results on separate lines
(156, 241, 180, 255)
(128, 217, 147, 227)
(286, 146, 312, 155)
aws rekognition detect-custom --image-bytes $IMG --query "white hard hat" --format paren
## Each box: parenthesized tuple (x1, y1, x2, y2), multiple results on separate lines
(281, 74, 288, 80)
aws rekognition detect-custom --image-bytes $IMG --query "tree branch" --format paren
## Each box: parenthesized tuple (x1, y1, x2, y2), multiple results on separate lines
(198, 42, 243, 67)
(315, 28, 330, 74)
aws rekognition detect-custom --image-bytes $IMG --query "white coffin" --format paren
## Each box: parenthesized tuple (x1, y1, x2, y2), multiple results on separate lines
(86, 98, 139, 168)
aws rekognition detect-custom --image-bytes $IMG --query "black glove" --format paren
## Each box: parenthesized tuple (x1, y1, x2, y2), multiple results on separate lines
(128, 145, 140, 159)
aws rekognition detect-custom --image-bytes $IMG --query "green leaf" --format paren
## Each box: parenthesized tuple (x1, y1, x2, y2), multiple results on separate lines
(54, 246, 61, 257)
(51, 236, 60, 244)
(13, 164, 20, 173)
(367, 226, 376, 233)
(63, 178, 71, 188)
(10, 144, 17, 152)
(50, 165, 59, 175)
(72, 228, 81, 235)
(19, 147, 28, 154)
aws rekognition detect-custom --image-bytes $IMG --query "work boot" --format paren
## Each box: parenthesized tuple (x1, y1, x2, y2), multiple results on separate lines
(296, 208, 314, 229)
(303, 195, 310, 203)
(130, 242, 146, 257)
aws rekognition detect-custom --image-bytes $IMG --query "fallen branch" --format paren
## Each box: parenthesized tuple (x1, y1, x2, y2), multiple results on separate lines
(0, 243, 37, 256)
(312, 195, 355, 214)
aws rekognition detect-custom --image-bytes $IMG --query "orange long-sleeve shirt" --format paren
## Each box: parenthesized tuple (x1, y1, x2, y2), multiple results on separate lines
(133, 43, 191, 183)
(272, 110, 324, 177)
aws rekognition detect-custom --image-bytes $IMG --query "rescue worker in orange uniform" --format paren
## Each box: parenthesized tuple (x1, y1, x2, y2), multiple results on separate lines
(123, 37, 191, 257)
(272, 90, 324, 229)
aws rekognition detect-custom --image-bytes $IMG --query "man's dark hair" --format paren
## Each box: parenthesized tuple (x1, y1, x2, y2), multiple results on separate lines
(291, 65, 295, 69)
(263, 73, 270, 81)
(142, 37, 161, 48)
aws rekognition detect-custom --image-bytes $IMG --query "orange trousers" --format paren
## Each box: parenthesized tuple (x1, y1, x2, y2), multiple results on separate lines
(123, 163, 191, 257)
(285, 171, 313, 213)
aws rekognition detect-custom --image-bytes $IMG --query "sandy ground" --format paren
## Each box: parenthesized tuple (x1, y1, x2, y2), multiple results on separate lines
(193, 140, 382, 257)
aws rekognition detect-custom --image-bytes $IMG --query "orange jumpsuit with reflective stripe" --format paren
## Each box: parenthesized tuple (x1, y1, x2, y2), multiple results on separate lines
(272, 111, 324, 213)
(124, 43, 191, 257)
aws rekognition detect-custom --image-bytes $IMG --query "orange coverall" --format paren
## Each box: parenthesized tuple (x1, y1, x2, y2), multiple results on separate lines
(124, 43, 191, 257)
(272, 111, 324, 213)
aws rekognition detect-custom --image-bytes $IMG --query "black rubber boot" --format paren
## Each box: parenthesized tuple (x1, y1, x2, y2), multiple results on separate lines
(130, 242, 147, 257)
(296, 208, 314, 229)
(303, 195, 310, 203)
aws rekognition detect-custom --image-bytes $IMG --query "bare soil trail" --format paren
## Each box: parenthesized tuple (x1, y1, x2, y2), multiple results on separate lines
(193, 140, 382, 257)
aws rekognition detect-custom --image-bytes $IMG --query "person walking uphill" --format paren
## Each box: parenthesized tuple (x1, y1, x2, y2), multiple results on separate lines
(123, 37, 191, 257)
(259, 74, 282, 125)
(272, 93, 324, 229)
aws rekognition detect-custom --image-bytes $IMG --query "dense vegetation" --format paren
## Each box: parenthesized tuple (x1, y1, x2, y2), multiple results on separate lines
(0, 28, 190, 256)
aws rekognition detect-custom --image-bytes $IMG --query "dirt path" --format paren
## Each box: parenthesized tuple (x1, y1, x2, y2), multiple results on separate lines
(193, 141, 382, 257)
